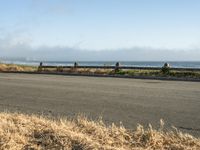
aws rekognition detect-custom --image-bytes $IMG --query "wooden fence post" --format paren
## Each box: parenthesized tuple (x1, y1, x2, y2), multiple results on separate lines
(115, 62, 120, 72)
(38, 62, 43, 72)
(74, 62, 78, 69)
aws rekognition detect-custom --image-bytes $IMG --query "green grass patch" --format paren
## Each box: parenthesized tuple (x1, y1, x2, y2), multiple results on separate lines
(114, 69, 200, 79)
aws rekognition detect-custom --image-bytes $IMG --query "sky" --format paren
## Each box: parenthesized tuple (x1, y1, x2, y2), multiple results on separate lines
(0, 0, 200, 61)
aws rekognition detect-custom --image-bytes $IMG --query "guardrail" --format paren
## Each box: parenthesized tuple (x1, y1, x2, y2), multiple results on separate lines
(38, 62, 200, 72)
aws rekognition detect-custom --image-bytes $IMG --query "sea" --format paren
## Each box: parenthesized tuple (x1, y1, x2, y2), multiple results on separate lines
(1, 60, 200, 68)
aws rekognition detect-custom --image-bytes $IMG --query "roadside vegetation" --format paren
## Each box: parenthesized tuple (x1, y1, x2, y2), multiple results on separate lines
(114, 69, 200, 79)
(0, 63, 37, 72)
(0, 112, 199, 150)
(1, 63, 200, 79)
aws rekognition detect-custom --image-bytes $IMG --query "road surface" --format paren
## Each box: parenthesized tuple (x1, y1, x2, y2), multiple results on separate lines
(0, 73, 200, 136)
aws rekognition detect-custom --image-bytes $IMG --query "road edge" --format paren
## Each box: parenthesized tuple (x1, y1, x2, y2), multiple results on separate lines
(1, 71, 200, 82)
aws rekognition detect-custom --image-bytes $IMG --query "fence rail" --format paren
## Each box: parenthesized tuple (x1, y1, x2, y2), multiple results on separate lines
(38, 62, 200, 72)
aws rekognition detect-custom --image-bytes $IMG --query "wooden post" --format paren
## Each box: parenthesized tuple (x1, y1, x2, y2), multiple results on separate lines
(74, 62, 78, 68)
(115, 62, 120, 72)
(38, 62, 43, 72)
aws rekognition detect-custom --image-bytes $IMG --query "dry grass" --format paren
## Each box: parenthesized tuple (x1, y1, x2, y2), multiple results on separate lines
(0, 64, 36, 72)
(1, 63, 200, 79)
(0, 112, 199, 150)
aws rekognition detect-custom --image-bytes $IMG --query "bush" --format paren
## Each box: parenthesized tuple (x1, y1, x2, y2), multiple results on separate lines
(161, 66, 170, 75)
(115, 70, 126, 75)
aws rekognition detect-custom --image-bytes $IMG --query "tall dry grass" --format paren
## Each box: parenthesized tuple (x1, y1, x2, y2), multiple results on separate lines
(0, 64, 36, 72)
(0, 112, 199, 150)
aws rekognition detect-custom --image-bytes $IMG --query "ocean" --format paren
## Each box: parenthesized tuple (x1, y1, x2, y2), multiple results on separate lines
(1, 60, 200, 68)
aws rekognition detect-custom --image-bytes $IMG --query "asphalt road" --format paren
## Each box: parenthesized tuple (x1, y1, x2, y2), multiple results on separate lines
(0, 73, 200, 136)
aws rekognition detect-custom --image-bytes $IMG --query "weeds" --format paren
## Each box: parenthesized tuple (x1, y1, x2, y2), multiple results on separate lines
(0, 112, 199, 150)
(1, 63, 200, 79)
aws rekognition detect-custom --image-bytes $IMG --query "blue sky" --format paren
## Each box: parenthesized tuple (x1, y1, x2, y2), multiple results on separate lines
(0, 0, 200, 60)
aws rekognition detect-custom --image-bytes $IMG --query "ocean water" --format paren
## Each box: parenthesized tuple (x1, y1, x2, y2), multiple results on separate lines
(1, 60, 200, 68)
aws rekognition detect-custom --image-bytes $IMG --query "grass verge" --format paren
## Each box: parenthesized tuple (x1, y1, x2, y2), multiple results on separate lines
(0, 112, 199, 150)
(0, 64, 37, 72)
(1, 63, 200, 79)
(114, 69, 200, 79)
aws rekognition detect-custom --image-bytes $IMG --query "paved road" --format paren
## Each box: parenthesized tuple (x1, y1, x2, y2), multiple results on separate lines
(0, 73, 200, 136)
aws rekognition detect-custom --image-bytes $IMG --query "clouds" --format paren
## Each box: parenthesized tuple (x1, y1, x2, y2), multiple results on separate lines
(0, 25, 200, 61)
(1, 0, 200, 51)
(1, 40, 200, 61)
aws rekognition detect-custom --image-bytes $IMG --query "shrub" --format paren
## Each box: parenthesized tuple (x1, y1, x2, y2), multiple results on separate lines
(161, 65, 170, 75)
